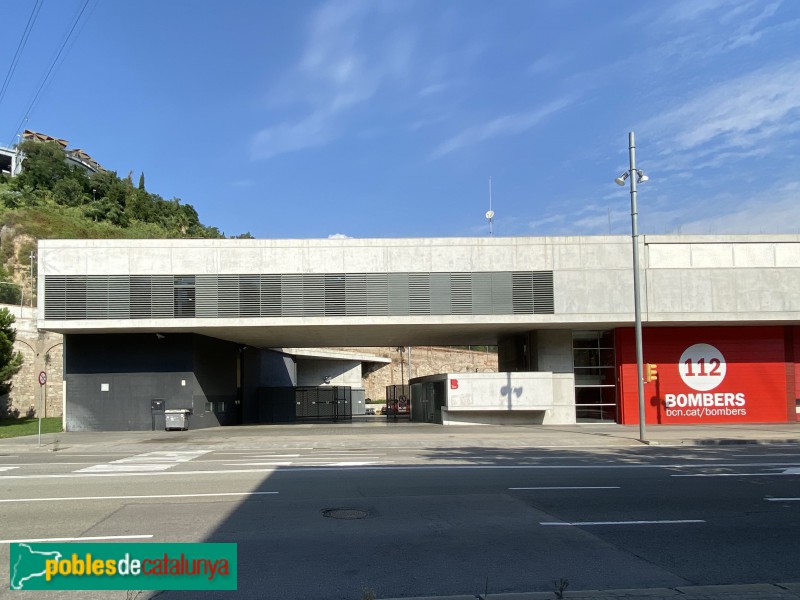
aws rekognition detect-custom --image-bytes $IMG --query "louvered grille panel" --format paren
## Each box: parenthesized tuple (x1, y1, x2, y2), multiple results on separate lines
(108, 276, 130, 319)
(303, 274, 325, 316)
(86, 277, 108, 319)
(512, 272, 534, 314)
(387, 273, 409, 316)
(130, 276, 152, 319)
(216, 275, 238, 317)
(430, 273, 451, 315)
(195, 275, 218, 318)
(260, 275, 281, 316)
(42, 270, 554, 320)
(472, 273, 493, 315)
(150, 276, 173, 318)
(65, 276, 87, 319)
(450, 273, 472, 315)
(324, 274, 345, 316)
(345, 273, 367, 316)
(491, 272, 513, 315)
(366, 274, 388, 316)
(409, 273, 430, 315)
(533, 271, 554, 313)
(239, 275, 260, 317)
(281, 274, 304, 316)
(44, 276, 66, 319)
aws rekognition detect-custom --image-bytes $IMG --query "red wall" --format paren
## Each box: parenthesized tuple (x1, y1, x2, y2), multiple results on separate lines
(617, 326, 793, 424)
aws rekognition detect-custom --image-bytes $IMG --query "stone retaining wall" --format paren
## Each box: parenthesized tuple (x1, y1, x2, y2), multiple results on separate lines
(1, 306, 64, 418)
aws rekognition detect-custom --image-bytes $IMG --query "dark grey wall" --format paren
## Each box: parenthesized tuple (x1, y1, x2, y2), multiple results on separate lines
(241, 348, 296, 424)
(65, 333, 239, 431)
(192, 335, 240, 427)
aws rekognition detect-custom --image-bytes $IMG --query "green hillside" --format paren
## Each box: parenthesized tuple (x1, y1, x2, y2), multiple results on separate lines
(0, 140, 234, 303)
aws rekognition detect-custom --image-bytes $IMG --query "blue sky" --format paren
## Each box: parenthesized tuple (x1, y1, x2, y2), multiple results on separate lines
(1, 0, 799, 239)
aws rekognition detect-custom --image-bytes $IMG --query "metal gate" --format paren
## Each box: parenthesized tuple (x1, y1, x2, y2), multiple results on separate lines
(385, 384, 410, 420)
(256, 386, 352, 423)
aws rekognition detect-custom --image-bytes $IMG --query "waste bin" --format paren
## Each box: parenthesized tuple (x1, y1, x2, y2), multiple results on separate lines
(164, 409, 190, 431)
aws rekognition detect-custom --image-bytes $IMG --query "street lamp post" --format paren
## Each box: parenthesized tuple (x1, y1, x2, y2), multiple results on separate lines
(615, 132, 649, 443)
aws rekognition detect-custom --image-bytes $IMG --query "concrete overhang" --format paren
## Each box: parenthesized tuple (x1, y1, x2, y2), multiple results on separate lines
(280, 348, 391, 363)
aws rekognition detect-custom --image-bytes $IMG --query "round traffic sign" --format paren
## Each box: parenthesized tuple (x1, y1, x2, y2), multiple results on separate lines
(38, 371, 47, 386)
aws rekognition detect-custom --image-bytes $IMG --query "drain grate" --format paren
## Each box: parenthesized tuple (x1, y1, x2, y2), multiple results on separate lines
(322, 508, 369, 520)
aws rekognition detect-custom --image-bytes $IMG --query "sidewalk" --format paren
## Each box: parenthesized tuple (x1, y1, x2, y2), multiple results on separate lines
(380, 582, 800, 600)
(0, 421, 798, 453)
(2, 422, 799, 600)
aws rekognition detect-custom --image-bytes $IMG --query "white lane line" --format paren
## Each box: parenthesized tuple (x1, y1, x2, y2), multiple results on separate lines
(0, 535, 153, 544)
(0, 491, 279, 504)
(223, 462, 293, 467)
(510, 486, 620, 490)
(541, 520, 705, 526)
(765, 497, 800, 502)
(0, 462, 96, 466)
(673, 467, 800, 478)
(205, 455, 302, 460)
(213, 449, 314, 454)
(0, 466, 19, 472)
(735, 454, 800, 457)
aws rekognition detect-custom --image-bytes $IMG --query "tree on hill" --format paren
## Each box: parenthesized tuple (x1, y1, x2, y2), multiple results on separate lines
(0, 267, 22, 304)
(0, 308, 23, 399)
(3, 140, 223, 238)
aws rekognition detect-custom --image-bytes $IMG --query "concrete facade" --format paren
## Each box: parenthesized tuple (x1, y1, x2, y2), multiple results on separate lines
(33, 235, 800, 430)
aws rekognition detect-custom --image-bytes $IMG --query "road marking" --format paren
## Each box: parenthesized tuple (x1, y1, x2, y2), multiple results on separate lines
(0, 491, 279, 504)
(2, 461, 799, 480)
(735, 454, 800, 457)
(0, 466, 19, 472)
(541, 520, 705, 526)
(673, 467, 800, 478)
(76, 450, 210, 473)
(510, 486, 620, 490)
(765, 497, 800, 502)
(223, 462, 293, 467)
(0, 535, 153, 544)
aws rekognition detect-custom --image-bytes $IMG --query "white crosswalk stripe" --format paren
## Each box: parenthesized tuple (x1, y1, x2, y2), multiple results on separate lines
(76, 450, 209, 473)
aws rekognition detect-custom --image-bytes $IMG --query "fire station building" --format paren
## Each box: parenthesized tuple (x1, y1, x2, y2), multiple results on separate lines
(37, 235, 800, 431)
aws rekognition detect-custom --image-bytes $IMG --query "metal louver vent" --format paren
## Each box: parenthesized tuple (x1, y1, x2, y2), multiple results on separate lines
(42, 270, 554, 320)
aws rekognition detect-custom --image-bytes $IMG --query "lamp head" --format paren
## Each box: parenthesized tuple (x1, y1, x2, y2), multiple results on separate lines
(636, 170, 649, 183)
(614, 172, 629, 186)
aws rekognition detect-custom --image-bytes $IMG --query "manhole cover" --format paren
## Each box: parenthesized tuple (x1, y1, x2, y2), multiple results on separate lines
(322, 508, 369, 520)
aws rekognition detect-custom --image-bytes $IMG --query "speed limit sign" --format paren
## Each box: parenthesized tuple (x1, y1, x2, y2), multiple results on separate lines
(38, 371, 47, 386)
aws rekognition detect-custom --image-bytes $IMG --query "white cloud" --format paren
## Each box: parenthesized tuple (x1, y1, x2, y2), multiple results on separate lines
(328, 233, 352, 239)
(430, 96, 574, 159)
(251, 112, 333, 160)
(251, 0, 414, 161)
(528, 54, 565, 75)
(643, 59, 800, 164)
(672, 181, 800, 234)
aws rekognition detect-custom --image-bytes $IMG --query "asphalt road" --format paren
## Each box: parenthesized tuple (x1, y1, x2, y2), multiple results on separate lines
(1, 443, 799, 599)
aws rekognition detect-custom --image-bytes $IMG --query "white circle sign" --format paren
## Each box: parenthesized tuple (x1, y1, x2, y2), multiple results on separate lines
(678, 343, 726, 391)
(38, 371, 47, 386)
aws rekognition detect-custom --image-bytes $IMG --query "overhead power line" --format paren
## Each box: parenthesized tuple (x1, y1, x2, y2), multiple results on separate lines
(7, 0, 94, 147)
(0, 0, 45, 110)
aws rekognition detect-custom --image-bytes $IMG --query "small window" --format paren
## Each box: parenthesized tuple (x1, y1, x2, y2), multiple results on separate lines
(173, 275, 195, 318)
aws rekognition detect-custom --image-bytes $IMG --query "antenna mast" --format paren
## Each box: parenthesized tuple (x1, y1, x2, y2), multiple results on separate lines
(485, 176, 495, 236)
